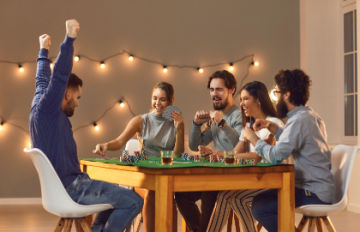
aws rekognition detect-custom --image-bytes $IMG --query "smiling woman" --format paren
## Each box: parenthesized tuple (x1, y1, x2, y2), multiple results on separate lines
(92, 81, 184, 232)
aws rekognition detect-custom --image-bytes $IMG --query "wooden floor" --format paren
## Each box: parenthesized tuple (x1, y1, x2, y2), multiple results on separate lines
(0, 204, 359, 231)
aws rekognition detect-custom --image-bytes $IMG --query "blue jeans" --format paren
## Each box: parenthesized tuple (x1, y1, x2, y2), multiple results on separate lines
(66, 173, 143, 232)
(251, 188, 331, 232)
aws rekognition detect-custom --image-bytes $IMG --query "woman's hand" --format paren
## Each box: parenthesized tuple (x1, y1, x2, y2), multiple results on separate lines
(92, 143, 108, 156)
(171, 111, 184, 129)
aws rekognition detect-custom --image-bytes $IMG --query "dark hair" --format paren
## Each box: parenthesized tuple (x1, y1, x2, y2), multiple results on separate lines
(275, 69, 311, 106)
(240, 81, 277, 126)
(207, 70, 237, 95)
(153, 82, 174, 103)
(67, 73, 83, 90)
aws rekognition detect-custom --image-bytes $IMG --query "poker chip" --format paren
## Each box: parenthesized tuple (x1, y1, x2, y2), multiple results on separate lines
(162, 106, 182, 121)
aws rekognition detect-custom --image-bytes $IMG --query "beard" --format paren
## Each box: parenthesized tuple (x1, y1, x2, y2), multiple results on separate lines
(63, 99, 75, 117)
(213, 96, 228, 110)
(276, 96, 288, 118)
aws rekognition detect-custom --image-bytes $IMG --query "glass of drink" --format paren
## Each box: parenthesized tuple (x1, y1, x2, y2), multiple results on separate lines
(224, 151, 235, 165)
(161, 150, 173, 165)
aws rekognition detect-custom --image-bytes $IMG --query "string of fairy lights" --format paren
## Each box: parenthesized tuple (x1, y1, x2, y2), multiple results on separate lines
(0, 50, 263, 148)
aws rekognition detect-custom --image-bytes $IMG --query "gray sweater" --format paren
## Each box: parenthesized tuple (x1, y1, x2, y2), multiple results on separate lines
(189, 106, 242, 151)
(255, 106, 336, 203)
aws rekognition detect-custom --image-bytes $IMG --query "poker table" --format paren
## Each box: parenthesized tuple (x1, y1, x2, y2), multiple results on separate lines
(80, 157, 295, 232)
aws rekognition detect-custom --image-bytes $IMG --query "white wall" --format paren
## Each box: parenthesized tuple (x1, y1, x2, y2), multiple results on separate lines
(300, 0, 360, 213)
(0, 0, 299, 197)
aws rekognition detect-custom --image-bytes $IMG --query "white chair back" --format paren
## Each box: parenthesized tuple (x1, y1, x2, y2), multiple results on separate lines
(25, 148, 112, 217)
(330, 144, 358, 204)
(125, 139, 140, 156)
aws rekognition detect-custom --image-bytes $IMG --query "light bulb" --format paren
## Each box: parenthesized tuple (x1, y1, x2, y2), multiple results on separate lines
(74, 55, 80, 62)
(118, 99, 125, 108)
(128, 55, 134, 62)
(93, 122, 100, 131)
(0, 123, 3, 131)
(100, 61, 105, 69)
(228, 63, 234, 72)
(197, 67, 204, 73)
(270, 88, 279, 102)
(163, 65, 168, 73)
(253, 60, 259, 67)
(50, 62, 54, 70)
(18, 64, 24, 73)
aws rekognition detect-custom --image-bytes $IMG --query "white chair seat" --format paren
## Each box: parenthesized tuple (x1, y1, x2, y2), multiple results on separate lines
(295, 198, 346, 217)
(25, 148, 113, 231)
(295, 144, 358, 231)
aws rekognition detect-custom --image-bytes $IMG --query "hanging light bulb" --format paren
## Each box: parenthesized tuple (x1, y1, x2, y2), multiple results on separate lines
(228, 63, 234, 72)
(270, 88, 279, 102)
(197, 67, 204, 73)
(0, 120, 4, 131)
(128, 54, 134, 62)
(251, 60, 260, 67)
(162, 65, 168, 73)
(118, 99, 125, 108)
(74, 55, 80, 62)
(93, 122, 100, 131)
(18, 64, 24, 73)
(100, 61, 105, 69)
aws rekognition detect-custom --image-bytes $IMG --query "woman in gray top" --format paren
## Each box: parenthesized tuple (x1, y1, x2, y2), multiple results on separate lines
(93, 82, 184, 232)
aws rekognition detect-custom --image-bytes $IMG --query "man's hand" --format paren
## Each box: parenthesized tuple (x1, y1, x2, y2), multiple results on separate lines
(198, 145, 213, 157)
(242, 127, 259, 146)
(66, 19, 80, 38)
(209, 111, 223, 124)
(92, 143, 107, 157)
(252, 119, 270, 131)
(194, 110, 211, 125)
(39, 34, 51, 50)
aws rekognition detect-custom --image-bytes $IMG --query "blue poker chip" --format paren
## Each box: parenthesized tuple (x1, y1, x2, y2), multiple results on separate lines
(162, 106, 182, 121)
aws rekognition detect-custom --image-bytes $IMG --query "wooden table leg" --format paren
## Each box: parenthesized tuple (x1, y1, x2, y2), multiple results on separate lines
(155, 175, 174, 232)
(278, 171, 295, 232)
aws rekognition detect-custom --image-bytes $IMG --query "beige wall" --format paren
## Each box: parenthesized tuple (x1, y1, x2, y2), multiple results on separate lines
(300, 0, 360, 213)
(0, 0, 299, 197)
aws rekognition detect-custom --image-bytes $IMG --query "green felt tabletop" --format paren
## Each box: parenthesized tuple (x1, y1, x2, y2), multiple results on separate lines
(81, 157, 278, 169)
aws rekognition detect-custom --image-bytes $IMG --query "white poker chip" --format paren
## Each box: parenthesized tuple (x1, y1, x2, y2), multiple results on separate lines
(162, 106, 182, 121)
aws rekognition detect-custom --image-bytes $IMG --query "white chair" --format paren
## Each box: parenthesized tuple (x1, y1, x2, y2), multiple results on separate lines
(295, 144, 358, 232)
(25, 148, 113, 232)
(125, 138, 140, 156)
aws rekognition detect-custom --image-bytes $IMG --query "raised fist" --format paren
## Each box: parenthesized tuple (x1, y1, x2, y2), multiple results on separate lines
(66, 19, 80, 38)
(39, 34, 51, 50)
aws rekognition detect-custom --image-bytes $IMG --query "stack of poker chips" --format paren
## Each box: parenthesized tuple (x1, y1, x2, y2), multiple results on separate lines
(120, 150, 148, 163)
(237, 158, 256, 165)
(208, 154, 224, 163)
(181, 153, 201, 162)
(181, 153, 194, 161)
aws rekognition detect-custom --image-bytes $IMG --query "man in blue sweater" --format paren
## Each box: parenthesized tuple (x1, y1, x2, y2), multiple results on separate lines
(29, 19, 143, 232)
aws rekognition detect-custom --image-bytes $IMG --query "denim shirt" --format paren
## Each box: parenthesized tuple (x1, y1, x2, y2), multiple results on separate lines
(255, 106, 336, 203)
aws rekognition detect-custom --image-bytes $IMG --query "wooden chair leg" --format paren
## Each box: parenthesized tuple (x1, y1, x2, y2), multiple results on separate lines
(308, 218, 316, 232)
(233, 213, 241, 232)
(296, 216, 309, 232)
(54, 218, 65, 232)
(256, 222, 263, 232)
(227, 209, 234, 232)
(85, 214, 93, 227)
(322, 216, 336, 232)
(315, 217, 324, 232)
(135, 213, 142, 232)
(79, 218, 92, 232)
(75, 219, 84, 232)
(63, 219, 73, 232)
